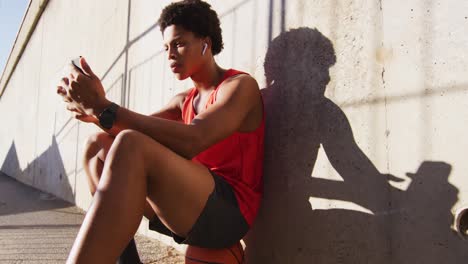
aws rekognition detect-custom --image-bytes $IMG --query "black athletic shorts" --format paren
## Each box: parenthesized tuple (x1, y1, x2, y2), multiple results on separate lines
(148, 170, 249, 249)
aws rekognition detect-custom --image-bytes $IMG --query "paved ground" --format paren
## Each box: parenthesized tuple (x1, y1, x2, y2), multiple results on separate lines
(0, 172, 184, 264)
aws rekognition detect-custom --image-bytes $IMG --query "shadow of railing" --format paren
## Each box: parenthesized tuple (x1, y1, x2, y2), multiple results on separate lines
(1, 137, 74, 217)
(243, 27, 467, 264)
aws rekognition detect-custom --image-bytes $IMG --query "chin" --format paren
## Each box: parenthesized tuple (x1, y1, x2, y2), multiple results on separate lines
(173, 71, 191, 81)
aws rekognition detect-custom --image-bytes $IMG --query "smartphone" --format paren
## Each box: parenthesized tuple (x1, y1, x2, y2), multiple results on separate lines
(71, 57, 85, 75)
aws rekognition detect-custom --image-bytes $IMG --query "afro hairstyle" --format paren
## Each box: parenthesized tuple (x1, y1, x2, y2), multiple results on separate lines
(158, 0, 224, 55)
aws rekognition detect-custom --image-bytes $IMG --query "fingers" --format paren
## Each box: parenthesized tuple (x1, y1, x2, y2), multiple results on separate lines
(66, 104, 76, 112)
(69, 65, 86, 81)
(56, 77, 73, 101)
(57, 75, 81, 100)
(59, 76, 69, 87)
(70, 57, 95, 80)
(57, 77, 70, 94)
(56, 86, 67, 96)
(73, 112, 84, 120)
(74, 112, 87, 118)
(65, 103, 87, 121)
(64, 74, 81, 102)
(74, 113, 96, 123)
(57, 77, 70, 100)
(68, 84, 82, 102)
(68, 77, 80, 91)
(62, 95, 72, 103)
(66, 104, 86, 117)
(72, 111, 86, 121)
(56, 75, 85, 117)
(79, 57, 96, 77)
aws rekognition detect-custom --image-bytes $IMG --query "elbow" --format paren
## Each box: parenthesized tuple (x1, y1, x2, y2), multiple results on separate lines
(184, 145, 198, 160)
(184, 127, 207, 159)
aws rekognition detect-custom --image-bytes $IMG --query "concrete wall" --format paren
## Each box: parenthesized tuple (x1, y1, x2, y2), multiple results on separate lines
(1, 0, 467, 263)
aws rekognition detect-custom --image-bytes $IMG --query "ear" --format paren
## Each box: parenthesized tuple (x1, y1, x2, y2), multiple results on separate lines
(201, 38, 212, 55)
(202, 43, 208, 55)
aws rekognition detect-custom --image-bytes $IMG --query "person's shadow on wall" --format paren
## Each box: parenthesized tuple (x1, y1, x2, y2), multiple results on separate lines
(244, 27, 467, 264)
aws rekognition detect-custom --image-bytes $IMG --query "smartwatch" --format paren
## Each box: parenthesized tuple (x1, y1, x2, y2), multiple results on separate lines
(98, 102, 119, 129)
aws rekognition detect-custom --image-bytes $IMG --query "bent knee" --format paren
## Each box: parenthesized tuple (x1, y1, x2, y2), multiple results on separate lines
(112, 129, 145, 151)
(114, 129, 142, 142)
(111, 129, 162, 160)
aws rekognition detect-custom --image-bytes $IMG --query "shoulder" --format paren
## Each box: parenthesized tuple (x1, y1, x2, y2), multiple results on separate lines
(224, 71, 258, 86)
(218, 72, 260, 99)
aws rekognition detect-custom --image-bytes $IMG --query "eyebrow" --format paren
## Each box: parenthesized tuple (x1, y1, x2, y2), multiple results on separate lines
(163, 36, 183, 46)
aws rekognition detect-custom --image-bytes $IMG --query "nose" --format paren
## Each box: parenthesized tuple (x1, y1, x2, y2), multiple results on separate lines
(167, 46, 177, 60)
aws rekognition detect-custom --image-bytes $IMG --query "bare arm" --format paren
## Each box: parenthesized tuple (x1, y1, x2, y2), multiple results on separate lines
(101, 75, 261, 159)
(88, 89, 188, 135)
(59, 58, 260, 159)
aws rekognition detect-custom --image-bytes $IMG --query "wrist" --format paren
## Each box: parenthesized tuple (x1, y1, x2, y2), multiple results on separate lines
(92, 99, 112, 117)
(95, 101, 120, 130)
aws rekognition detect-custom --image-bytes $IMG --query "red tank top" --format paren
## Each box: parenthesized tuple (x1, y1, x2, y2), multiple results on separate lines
(182, 69, 264, 226)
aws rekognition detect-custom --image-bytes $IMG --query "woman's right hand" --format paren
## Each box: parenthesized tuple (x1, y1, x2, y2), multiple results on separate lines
(56, 79, 99, 124)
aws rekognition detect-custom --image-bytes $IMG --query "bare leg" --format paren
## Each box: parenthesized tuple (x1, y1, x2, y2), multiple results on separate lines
(83, 132, 155, 219)
(67, 130, 215, 263)
(81, 132, 150, 264)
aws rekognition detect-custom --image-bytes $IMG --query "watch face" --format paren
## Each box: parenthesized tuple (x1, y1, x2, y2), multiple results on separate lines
(98, 102, 119, 129)
(99, 111, 114, 129)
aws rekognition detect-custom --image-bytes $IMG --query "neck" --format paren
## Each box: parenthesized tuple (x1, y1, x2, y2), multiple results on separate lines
(190, 58, 225, 92)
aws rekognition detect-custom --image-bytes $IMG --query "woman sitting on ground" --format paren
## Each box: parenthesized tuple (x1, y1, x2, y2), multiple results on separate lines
(57, 1, 264, 263)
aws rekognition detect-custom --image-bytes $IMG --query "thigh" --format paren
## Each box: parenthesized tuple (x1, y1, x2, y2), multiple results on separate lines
(149, 172, 249, 248)
(122, 130, 215, 238)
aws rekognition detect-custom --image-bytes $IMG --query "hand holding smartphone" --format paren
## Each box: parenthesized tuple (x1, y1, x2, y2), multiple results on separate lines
(71, 57, 86, 75)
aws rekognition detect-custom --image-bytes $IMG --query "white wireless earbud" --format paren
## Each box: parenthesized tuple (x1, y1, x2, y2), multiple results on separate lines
(202, 43, 208, 55)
